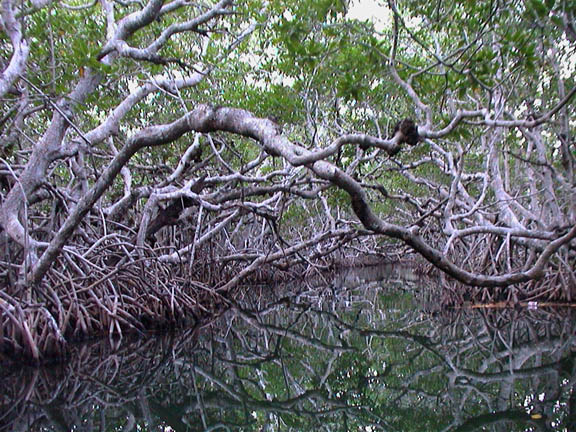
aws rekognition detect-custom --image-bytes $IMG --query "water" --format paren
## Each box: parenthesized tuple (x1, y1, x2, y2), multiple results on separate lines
(1, 266, 575, 431)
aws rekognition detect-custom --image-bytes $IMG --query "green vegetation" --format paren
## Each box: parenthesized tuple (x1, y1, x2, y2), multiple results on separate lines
(0, 0, 574, 360)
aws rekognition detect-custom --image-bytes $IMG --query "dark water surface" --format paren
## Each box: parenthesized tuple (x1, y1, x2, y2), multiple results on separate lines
(1, 266, 575, 431)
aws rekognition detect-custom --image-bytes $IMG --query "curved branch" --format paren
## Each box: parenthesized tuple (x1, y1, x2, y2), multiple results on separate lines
(291, 133, 402, 166)
(98, 0, 166, 59)
(0, 0, 29, 99)
(421, 86, 576, 139)
(99, 0, 233, 62)
(29, 105, 576, 288)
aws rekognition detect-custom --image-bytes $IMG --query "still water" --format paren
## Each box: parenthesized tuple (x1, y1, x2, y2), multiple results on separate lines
(1, 266, 575, 431)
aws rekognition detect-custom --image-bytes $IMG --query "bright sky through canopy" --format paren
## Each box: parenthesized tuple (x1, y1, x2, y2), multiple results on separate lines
(347, 0, 391, 30)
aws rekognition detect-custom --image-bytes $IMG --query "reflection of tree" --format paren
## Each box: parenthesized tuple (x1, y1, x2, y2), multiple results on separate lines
(1, 270, 575, 431)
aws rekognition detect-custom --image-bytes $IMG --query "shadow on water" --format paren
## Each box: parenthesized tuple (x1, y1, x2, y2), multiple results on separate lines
(1, 265, 575, 431)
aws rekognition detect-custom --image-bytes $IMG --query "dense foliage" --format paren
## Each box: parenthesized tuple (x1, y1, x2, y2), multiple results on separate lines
(0, 0, 574, 358)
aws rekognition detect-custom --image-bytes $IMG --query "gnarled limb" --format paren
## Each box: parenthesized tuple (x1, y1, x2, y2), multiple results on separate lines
(29, 104, 576, 287)
(0, 0, 29, 99)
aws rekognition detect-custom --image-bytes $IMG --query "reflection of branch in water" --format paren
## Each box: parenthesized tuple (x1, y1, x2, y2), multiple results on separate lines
(449, 409, 552, 432)
(1, 278, 576, 431)
(271, 293, 576, 424)
(0, 328, 204, 432)
(194, 363, 351, 414)
(233, 306, 355, 354)
(448, 352, 576, 384)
